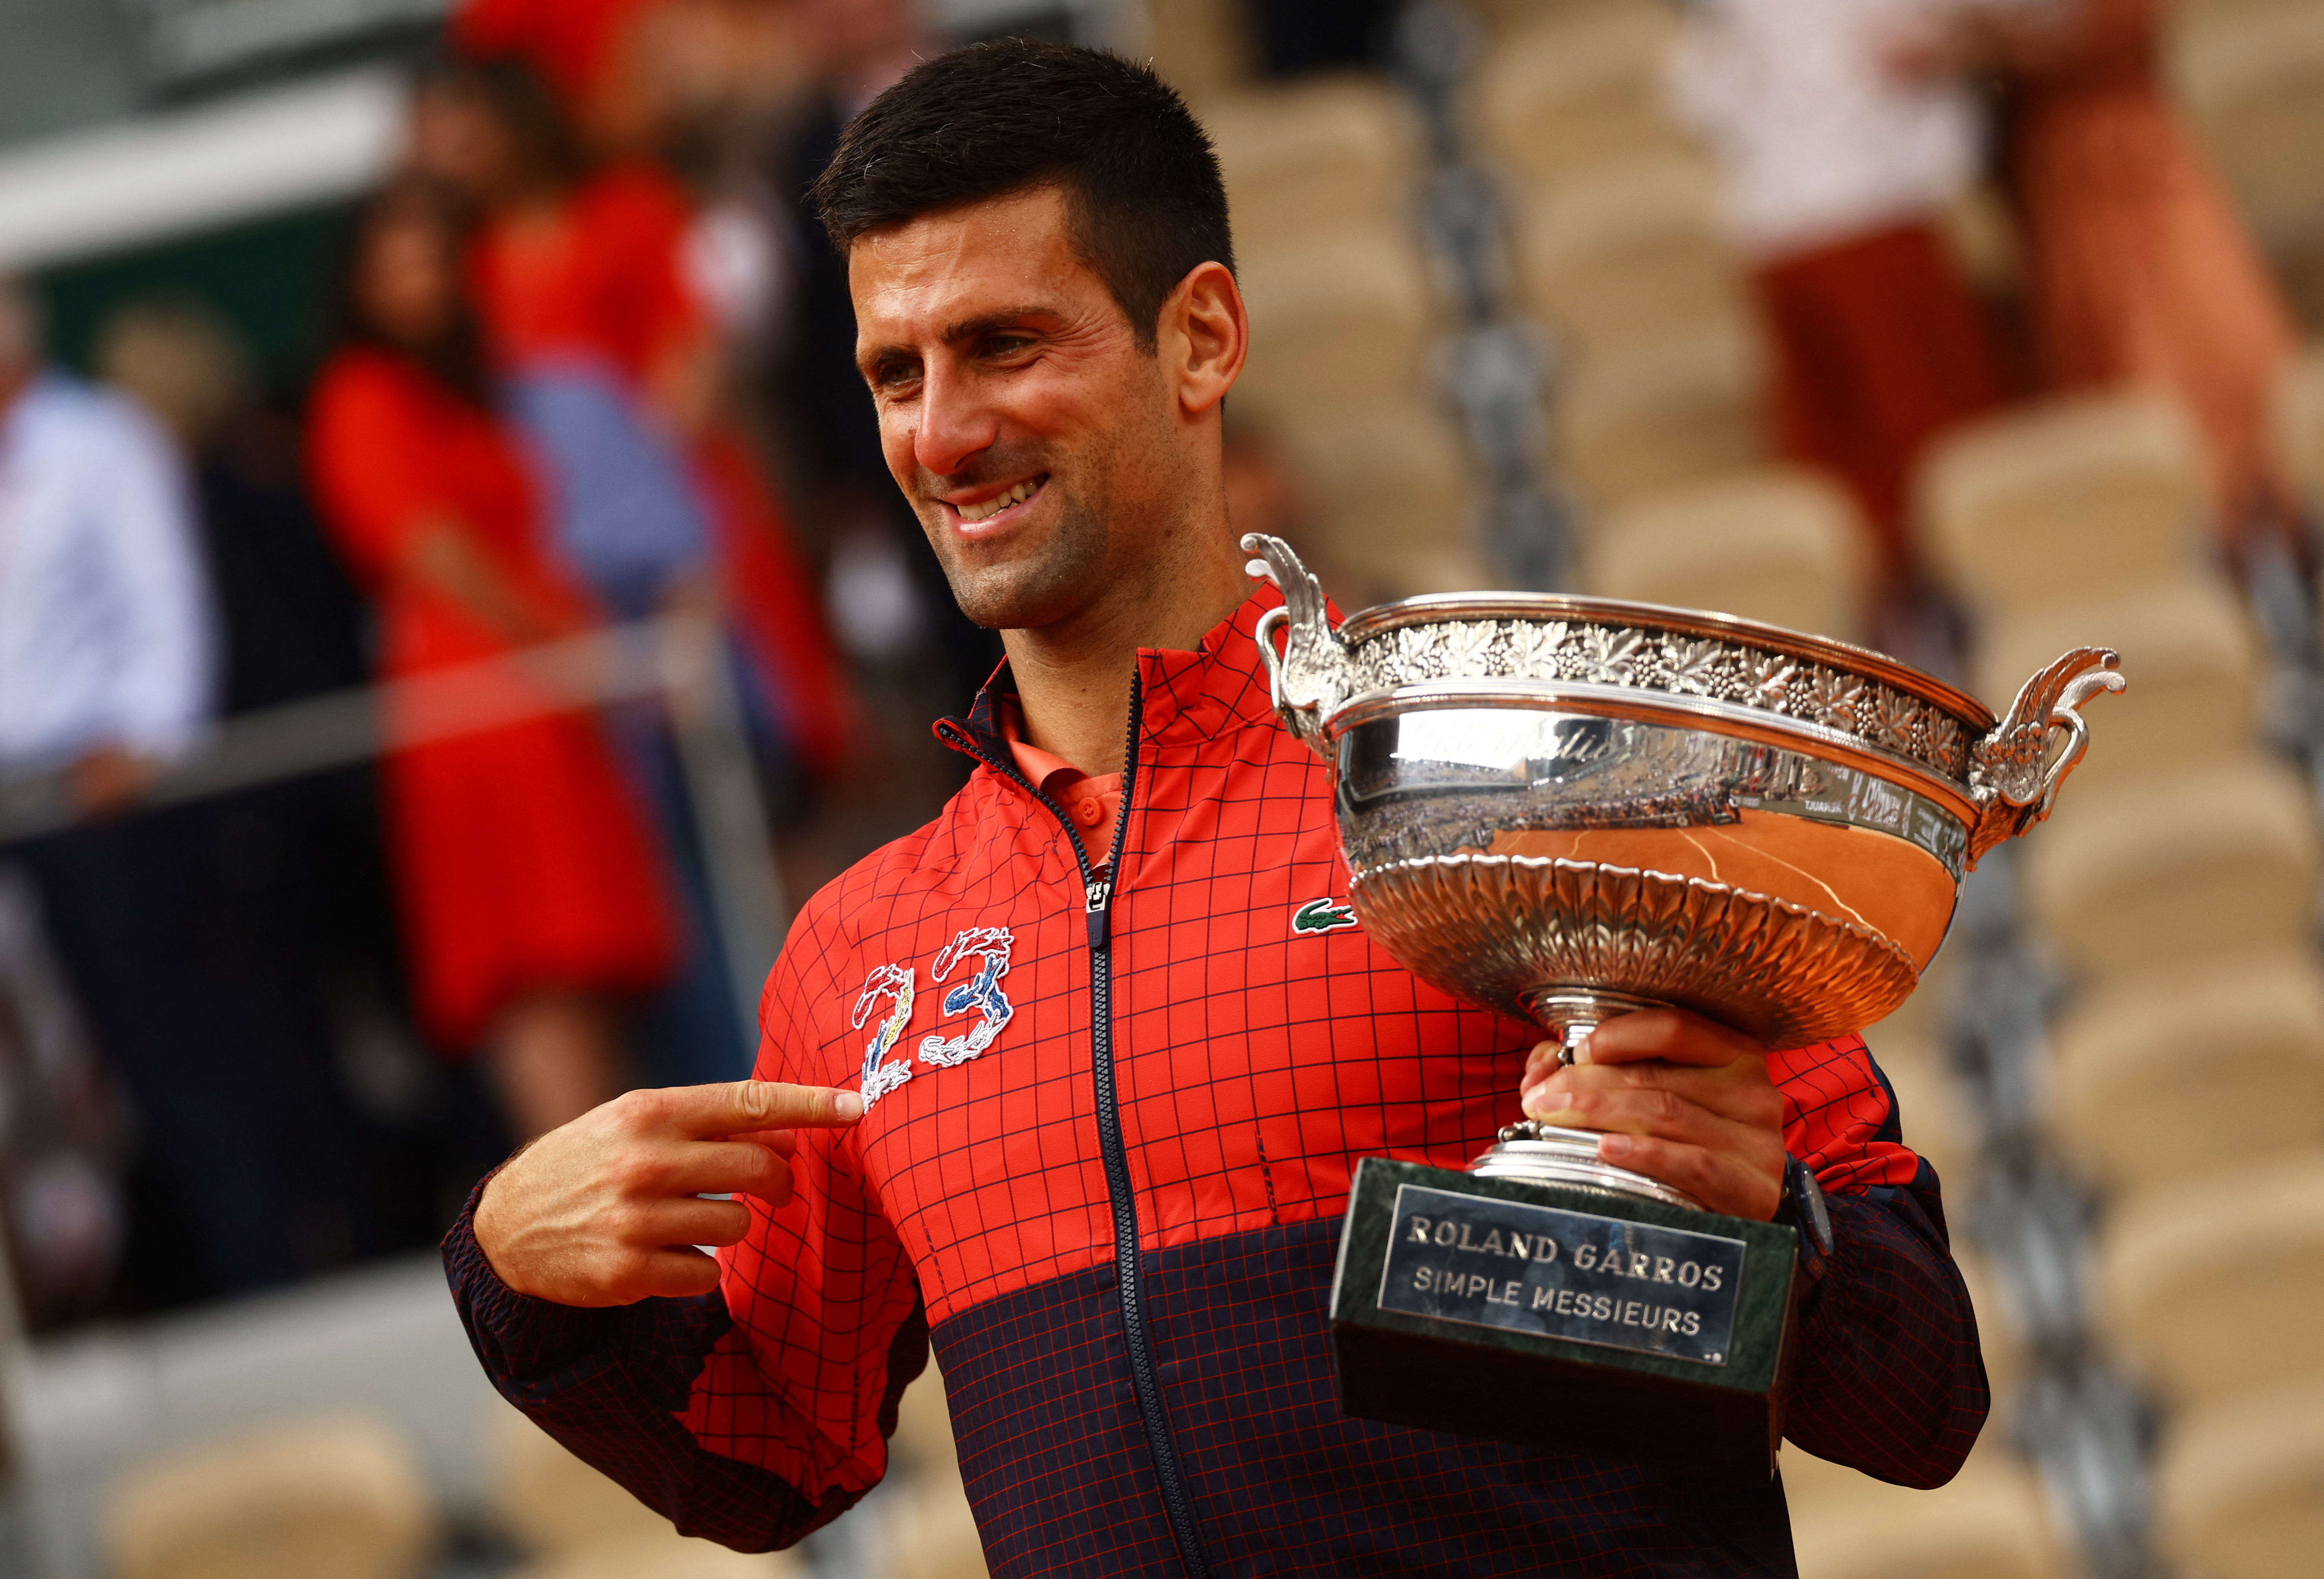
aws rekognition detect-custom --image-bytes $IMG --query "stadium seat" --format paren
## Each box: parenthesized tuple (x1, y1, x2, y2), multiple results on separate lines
(1551, 322, 1768, 509)
(1474, 0, 1702, 189)
(105, 1415, 435, 1579)
(2272, 339, 2324, 514)
(2048, 953, 2324, 1199)
(1782, 1443, 2064, 1579)
(490, 1405, 688, 1556)
(2094, 1150, 2324, 1407)
(1145, 0, 1254, 99)
(1915, 394, 2211, 616)
(1202, 74, 1420, 252)
(2021, 757, 2320, 984)
(1234, 228, 1438, 431)
(2170, 0, 2324, 249)
(514, 1534, 800, 1578)
(1276, 398, 1480, 582)
(2152, 1373, 2324, 1579)
(1513, 152, 1748, 356)
(1967, 573, 2261, 808)
(1583, 465, 1870, 640)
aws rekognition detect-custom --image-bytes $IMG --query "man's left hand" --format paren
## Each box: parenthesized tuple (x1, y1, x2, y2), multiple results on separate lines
(1518, 1008, 1787, 1220)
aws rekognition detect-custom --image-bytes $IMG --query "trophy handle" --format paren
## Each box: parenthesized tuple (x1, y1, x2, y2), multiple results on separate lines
(1242, 533, 1352, 759)
(1965, 646, 2126, 868)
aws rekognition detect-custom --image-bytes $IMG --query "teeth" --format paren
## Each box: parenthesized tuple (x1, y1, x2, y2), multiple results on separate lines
(956, 477, 1038, 522)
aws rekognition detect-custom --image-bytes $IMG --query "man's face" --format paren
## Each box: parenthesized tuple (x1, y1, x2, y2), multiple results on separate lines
(849, 186, 1186, 632)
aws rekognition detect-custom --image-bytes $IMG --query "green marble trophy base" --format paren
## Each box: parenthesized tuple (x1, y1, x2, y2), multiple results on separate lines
(1329, 1157, 1802, 1484)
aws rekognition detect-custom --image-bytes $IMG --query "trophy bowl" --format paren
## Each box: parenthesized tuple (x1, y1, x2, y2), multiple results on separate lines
(1243, 533, 2124, 1209)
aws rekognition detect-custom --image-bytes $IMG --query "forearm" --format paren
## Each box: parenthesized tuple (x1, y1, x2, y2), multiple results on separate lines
(1781, 1189, 1990, 1487)
(443, 1178, 850, 1551)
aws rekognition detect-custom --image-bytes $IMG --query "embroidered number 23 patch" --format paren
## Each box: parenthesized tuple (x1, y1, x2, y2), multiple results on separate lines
(850, 927, 1017, 1109)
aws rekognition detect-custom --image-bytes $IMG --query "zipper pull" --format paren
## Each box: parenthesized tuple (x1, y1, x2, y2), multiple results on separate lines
(1085, 872, 1112, 951)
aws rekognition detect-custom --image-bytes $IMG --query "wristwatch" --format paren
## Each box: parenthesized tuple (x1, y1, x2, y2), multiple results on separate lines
(1777, 1154, 1834, 1281)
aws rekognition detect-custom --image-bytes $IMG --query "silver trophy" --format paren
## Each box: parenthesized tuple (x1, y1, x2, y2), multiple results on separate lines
(1243, 533, 2122, 1208)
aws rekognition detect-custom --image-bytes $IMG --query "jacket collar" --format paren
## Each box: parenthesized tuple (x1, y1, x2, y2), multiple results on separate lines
(935, 578, 1291, 774)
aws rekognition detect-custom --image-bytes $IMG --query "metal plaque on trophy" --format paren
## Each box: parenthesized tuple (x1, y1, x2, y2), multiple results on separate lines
(1241, 533, 2122, 1484)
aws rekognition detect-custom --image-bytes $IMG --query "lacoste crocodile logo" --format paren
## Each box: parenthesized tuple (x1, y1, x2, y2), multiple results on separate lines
(1293, 897, 1359, 937)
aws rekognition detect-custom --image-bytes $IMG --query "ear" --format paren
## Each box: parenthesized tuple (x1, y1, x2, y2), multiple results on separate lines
(1159, 260, 1247, 419)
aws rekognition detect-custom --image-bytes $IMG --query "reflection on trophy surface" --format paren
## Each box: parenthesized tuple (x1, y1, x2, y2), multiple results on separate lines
(1241, 531, 2122, 1476)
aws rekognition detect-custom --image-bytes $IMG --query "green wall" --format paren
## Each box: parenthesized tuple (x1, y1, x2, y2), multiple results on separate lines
(36, 200, 357, 395)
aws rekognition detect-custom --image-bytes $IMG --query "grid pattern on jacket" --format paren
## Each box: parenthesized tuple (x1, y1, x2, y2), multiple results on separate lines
(446, 586, 1987, 1574)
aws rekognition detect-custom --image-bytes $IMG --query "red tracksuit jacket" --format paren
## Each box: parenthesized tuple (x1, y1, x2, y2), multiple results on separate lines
(447, 586, 1988, 1577)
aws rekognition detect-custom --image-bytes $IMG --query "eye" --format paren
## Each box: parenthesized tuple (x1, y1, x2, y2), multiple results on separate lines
(867, 356, 921, 396)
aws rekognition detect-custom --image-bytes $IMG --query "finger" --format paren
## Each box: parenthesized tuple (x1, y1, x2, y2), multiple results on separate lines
(659, 1079, 865, 1139)
(727, 1129, 800, 1158)
(1597, 1131, 1783, 1221)
(1580, 1008, 1768, 1069)
(644, 1196, 753, 1248)
(656, 1139, 795, 1204)
(1526, 1060, 1783, 1129)
(633, 1246, 726, 1300)
(1530, 1084, 1784, 1169)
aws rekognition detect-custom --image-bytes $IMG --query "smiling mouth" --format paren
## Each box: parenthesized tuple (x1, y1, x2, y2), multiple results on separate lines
(950, 475, 1047, 524)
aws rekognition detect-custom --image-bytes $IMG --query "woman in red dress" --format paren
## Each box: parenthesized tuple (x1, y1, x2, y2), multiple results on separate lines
(308, 180, 677, 1137)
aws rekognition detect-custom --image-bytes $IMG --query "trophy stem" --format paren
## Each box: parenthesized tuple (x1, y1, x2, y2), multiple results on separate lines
(1469, 987, 1708, 1210)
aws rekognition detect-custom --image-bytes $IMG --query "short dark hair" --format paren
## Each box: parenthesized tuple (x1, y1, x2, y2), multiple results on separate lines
(811, 38, 1235, 351)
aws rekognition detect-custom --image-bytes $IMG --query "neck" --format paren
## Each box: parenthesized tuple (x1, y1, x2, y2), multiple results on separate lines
(1002, 519, 1249, 779)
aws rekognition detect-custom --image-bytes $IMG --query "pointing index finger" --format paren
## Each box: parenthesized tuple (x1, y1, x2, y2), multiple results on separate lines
(668, 1079, 864, 1138)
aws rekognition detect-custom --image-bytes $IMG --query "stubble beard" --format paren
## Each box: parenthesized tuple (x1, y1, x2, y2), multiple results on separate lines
(930, 479, 1113, 632)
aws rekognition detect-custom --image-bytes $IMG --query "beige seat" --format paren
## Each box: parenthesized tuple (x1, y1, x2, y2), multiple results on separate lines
(1782, 1442, 2064, 1579)
(1513, 153, 1748, 356)
(2272, 340, 2324, 515)
(1968, 573, 2261, 806)
(886, 1478, 992, 1579)
(1584, 466, 1870, 641)
(2152, 1373, 2324, 1579)
(1204, 74, 1420, 251)
(2095, 1150, 2324, 1407)
(1234, 228, 1438, 430)
(2022, 756, 2320, 984)
(1915, 393, 2210, 616)
(2171, 1, 2324, 249)
(1475, 1, 1702, 188)
(1146, 0, 1254, 99)
(516, 1534, 801, 1579)
(105, 1415, 436, 1579)
(2048, 954, 2324, 1198)
(1553, 322, 1767, 509)
(491, 1405, 693, 1556)
(1276, 399, 1480, 582)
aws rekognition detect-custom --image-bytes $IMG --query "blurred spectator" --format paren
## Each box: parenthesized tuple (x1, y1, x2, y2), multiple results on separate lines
(762, 0, 1003, 723)
(0, 276, 343, 1301)
(98, 295, 479, 1281)
(1670, 0, 2008, 589)
(307, 180, 679, 1139)
(1247, 0, 1400, 77)
(1904, 0, 2303, 548)
(416, 53, 852, 1085)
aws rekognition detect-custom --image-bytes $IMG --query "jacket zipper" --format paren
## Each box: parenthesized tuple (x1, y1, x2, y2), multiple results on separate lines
(939, 673, 1213, 1577)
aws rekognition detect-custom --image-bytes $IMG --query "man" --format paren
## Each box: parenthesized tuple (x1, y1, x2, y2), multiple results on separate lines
(0, 279, 335, 1301)
(449, 40, 1985, 1576)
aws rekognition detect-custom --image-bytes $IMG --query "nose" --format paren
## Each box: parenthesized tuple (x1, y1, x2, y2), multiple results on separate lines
(912, 359, 999, 482)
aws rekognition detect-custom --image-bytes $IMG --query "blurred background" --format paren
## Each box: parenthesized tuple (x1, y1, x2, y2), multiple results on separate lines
(0, 0, 2320, 1575)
